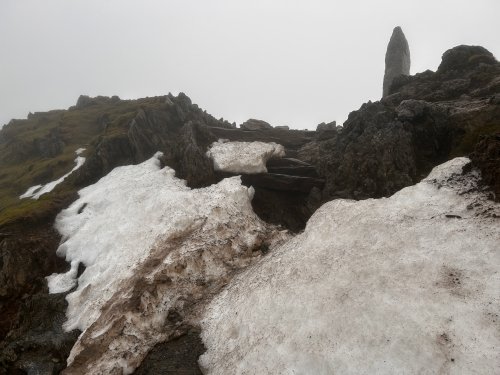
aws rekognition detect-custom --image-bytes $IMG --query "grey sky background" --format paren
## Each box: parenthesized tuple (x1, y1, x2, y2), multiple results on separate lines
(1, 0, 499, 130)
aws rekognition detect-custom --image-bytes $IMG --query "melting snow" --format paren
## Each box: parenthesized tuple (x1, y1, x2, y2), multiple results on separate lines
(200, 157, 500, 374)
(20, 148, 86, 199)
(47, 152, 287, 373)
(206, 140, 285, 173)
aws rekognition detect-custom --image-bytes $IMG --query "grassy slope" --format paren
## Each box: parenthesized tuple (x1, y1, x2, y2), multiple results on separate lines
(0, 96, 167, 226)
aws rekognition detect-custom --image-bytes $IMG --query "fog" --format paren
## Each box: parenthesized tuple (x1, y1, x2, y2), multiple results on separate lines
(1, 0, 499, 129)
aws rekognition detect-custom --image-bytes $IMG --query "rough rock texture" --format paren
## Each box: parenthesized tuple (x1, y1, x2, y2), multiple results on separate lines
(134, 327, 205, 375)
(0, 201, 80, 374)
(308, 45, 500, 201)
(470, 133, 500, 201)
(239, 118, 272, 131)
(383, 26, 411, 97)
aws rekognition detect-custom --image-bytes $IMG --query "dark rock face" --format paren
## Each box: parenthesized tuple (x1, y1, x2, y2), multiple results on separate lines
(383, 26, 411, 97)
(74, 94, 120, 109)
(240, 118, 273, 130)
(134, 328, 205, 375)
(307, 45, 500, 201)
(437, 45, 496, 74)
(0, 293, 80, 375)
(0, 205, 80, 374)
(33, 128, 65, 159)
(471, 133, 500, 201)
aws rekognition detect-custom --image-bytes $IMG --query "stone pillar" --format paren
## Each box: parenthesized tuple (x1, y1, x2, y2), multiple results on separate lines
(383, 26, 411, 97)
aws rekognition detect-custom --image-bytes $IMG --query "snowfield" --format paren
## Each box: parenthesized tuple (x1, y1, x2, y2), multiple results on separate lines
(47, 152, 287, 374)
(206, 140, 285, 173)
(200, 157, 500, 374)
(20, 148, 86, 199)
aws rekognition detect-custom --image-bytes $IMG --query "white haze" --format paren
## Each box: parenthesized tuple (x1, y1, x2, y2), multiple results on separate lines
(1, 0, 499, 129)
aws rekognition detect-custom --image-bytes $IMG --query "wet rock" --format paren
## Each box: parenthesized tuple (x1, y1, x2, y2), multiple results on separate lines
(437, 45, 496, 74)
(266, 158, 319, 178)
(241, 173, 324, 193)
(316, 121, 337, 132)
(470, 133, 500, 201)
(134, 328, 205, 375)
(309, 45, 500, 202)
(383, 26, 411, 97)
(240, 119, 273, 130)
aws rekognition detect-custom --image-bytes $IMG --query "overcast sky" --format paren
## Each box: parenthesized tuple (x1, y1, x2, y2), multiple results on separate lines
(1, 0, 499, 130)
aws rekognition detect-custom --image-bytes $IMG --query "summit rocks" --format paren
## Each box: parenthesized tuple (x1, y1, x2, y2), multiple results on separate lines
(383, 26, 411, 97)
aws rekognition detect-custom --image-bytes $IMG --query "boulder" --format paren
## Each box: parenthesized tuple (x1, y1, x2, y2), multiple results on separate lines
(316, 121, 337, 132)
(240, 119, 273, 130)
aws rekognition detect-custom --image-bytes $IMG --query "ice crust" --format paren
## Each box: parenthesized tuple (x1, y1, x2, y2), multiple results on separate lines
(200, 157, 500, 374)
(20, 148, 86, 199)
(206, 140, 285, 173)
(48, 152, 259, 331)
(46, 152, 286, 373)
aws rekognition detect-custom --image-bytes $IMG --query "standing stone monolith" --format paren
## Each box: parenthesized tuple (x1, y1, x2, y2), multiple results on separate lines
(383, 26, 411, 97)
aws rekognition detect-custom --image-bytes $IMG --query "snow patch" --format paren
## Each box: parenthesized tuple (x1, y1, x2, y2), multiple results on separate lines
(200, 157, 500, 374)
(20, 148, 86, 199)
(47, 152, 288, 373)
(206, 140, 285, 174)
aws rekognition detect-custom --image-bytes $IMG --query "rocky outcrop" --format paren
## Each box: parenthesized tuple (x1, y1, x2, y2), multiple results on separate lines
(308, 45, 500, 201)
(383, 26, 411, 97)
(240, 118, 273, 130)
(74, 95, 120, 109)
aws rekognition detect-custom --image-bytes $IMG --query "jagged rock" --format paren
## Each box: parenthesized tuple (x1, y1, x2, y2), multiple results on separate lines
(388, 45, 499, 101)
(240, 119, 273, 130)
(74, 95, 120, 109)
(471, 133, 500, 201)
(396, 99, 430, 121)
(383, 26, 411, 97)
(437, 45, 496, 74)
(316, 121, 337, 132)
(307, 45, 500, 202)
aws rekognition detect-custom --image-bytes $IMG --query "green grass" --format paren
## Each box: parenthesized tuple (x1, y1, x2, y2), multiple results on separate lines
(0, 96, 168, 226)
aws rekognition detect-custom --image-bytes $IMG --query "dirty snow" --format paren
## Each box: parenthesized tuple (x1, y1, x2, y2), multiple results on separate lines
(20, 148, 86, 199)
(47, 152, 287, 374)
(200, 157, 500, 375)
(206, 140, 285, 173)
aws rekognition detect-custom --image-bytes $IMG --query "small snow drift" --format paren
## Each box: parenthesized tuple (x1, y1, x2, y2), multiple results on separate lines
(20, 148, 86, 199)
(206, 140, 285, 174)
(47, 152, 288, 374)
(200, 157, 500, 374)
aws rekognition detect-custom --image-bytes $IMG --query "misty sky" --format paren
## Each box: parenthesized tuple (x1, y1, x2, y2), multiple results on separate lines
(1, 0, 499, 130)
